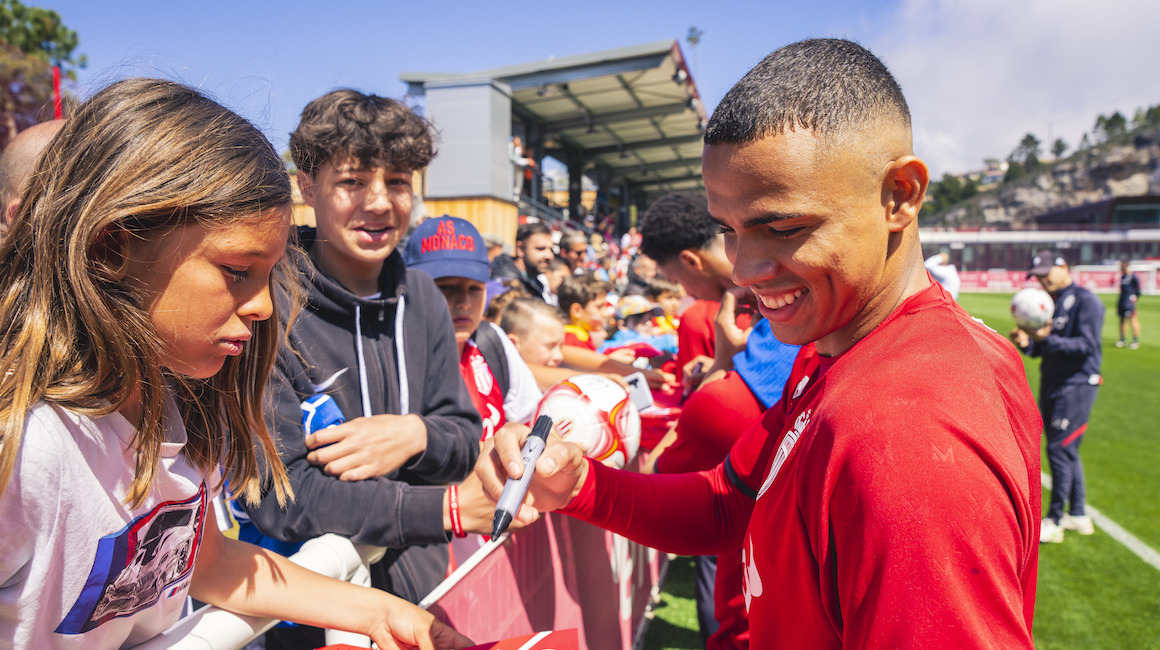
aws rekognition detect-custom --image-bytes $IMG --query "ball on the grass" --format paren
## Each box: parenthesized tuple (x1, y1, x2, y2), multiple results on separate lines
(533, 374, 641, 469)
(1011, 287, 1055, 331)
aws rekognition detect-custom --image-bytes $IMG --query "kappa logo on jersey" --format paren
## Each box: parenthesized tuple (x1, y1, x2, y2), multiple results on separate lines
(56, 485, 207, 634)
(757, 408, 812, 499)
(792, 375, 810, 399)
(741, 536, 763, 611)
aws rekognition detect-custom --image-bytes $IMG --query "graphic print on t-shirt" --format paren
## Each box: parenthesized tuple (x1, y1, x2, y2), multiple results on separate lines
(56, 485, 207, 634)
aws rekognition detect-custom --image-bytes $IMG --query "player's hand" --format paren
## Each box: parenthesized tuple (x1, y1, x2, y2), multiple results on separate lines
(1008, 327, 1030, 348)
(365, 595, 473, 650)
(1029, 324, 1051, 341)
(715, 287, 755, 360)
(450, 423, 540, 533)
(607, 347, 638, 365)
(478, 421, 589, 514)
(681, 354, 715, 392)
(306, 414, 427, 481)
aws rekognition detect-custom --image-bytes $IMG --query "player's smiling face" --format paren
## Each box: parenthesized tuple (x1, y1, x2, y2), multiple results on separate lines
(703, 129, 902, 356)
(300, 159, 413, 290)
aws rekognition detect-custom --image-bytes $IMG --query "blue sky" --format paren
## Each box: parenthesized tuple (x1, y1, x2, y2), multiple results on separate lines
(46, 0, 1160, 177)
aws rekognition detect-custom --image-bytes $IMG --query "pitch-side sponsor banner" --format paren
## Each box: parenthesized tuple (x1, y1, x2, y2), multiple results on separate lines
(422, 514, 664, 650)
(959, 266, 1160, 293)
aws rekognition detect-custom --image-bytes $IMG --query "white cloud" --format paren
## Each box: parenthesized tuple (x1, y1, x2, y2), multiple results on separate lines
(867, 0, 1160, 177)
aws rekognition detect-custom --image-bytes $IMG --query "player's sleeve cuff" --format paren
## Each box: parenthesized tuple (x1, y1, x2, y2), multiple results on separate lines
(559, 457, 599, 517)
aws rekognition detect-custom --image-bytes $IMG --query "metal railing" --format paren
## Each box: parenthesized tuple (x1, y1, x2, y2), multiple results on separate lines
(133, 535, 386, 650)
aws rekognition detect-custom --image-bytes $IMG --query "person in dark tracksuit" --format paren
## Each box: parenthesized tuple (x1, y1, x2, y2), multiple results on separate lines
(1011, 251, 1104, 544)
(1116, 259, 1142, 349)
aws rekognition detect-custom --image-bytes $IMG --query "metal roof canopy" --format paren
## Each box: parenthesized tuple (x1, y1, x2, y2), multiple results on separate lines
(402, 40, 707, 200)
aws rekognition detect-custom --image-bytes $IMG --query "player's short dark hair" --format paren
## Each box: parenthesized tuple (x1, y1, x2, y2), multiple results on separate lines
(516, 221, 551, 245)
(704, 38, 910, 146)
(639, 191, 716, 264)
(556, 273, 610, 314)
(290, 89, 436, 178)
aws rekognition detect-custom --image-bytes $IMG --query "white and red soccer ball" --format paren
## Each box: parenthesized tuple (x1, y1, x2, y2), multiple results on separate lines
(533, 374, 641, 469)
(1011, 287, 1055, 331)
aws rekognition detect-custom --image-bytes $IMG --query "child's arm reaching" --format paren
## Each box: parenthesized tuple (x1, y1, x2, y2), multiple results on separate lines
(190, 501, 472, 650)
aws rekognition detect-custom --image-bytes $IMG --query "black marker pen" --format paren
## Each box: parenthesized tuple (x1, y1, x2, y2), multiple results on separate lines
(491, 415, 553, 538)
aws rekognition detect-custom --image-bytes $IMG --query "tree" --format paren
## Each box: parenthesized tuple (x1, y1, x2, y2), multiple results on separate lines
(0, 0, 84, 148)
(1051, 138, 1068, 159)
(1105, 111, 1127, 136)
(1094, 111, 1128, 143)
(1008, 133, 1041, 174)
(0, 0, 84, 73)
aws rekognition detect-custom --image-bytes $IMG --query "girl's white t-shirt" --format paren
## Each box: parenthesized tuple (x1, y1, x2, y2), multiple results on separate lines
(0, 394, 215, 649)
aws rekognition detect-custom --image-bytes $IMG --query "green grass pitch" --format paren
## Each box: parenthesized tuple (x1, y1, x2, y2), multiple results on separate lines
(644, 292, 1160, 649)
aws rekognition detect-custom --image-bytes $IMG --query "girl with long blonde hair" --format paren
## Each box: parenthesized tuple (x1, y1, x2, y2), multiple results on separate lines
(0, 78, 469, 649)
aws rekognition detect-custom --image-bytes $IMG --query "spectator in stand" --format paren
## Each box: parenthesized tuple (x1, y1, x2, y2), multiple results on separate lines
(500, 298, 567, 369)
(558, 229, 589, 273)
(541, 257, 570, 306)
(0, 119, 64, 228)
(404, 216, 542, 441)
(639, 190, 752, 383)
(623, 254, 659, 296)
(491, 221, 555, 302)
(558, 274, 613, 352)
(510, 136, 529, 199)
(645, 277, 683, 335)
(924, 250, 961, 301)
(484, 234, 505, 262)
(620, 225, 642, 257)
(1117, 259, 1142, 349)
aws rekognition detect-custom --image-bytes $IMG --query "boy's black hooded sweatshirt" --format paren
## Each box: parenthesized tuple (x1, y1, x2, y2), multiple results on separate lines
(245, 227, 481, 603)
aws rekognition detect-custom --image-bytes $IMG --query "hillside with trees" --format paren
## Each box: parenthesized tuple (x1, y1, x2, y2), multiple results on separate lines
(920, 105, 1160, 228)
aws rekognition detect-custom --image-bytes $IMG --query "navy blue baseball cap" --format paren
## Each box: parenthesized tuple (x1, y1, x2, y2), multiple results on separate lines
(1027, 249, 1068, 278)
(403, 215, 490, 283)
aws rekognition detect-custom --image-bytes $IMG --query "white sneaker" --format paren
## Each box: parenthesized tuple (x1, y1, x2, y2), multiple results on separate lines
(1040, 518, 1064, 544)
(1130, 341, 1139, 350)
(1061, 514, 1095, 535)
(1115, 340, 1126, 348)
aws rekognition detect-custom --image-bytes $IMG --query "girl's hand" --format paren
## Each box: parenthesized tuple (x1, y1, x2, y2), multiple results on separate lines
(365, 598, 474, 650)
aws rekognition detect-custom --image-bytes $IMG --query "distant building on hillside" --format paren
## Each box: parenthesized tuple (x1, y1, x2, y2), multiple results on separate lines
(919, 196, 1160, 294)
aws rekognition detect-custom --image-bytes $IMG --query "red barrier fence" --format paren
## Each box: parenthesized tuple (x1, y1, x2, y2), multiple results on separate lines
(422, 514, 664, 650)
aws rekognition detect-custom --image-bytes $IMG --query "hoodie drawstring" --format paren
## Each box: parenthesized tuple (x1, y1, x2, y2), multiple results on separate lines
(353, 297, 410, 418)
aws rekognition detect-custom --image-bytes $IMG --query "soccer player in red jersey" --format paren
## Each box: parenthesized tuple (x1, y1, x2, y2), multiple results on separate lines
(481, 38, 1043, 649)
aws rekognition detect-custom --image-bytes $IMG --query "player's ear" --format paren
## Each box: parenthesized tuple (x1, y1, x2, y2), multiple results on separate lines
(569, 302, 584, 322)
(884, 155, 929, 232)
(677, 248, 704, 273)
(507, 332, 522, 347)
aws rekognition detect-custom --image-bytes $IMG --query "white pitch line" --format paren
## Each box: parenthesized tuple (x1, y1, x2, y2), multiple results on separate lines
(1041, 472, 1160, 572)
